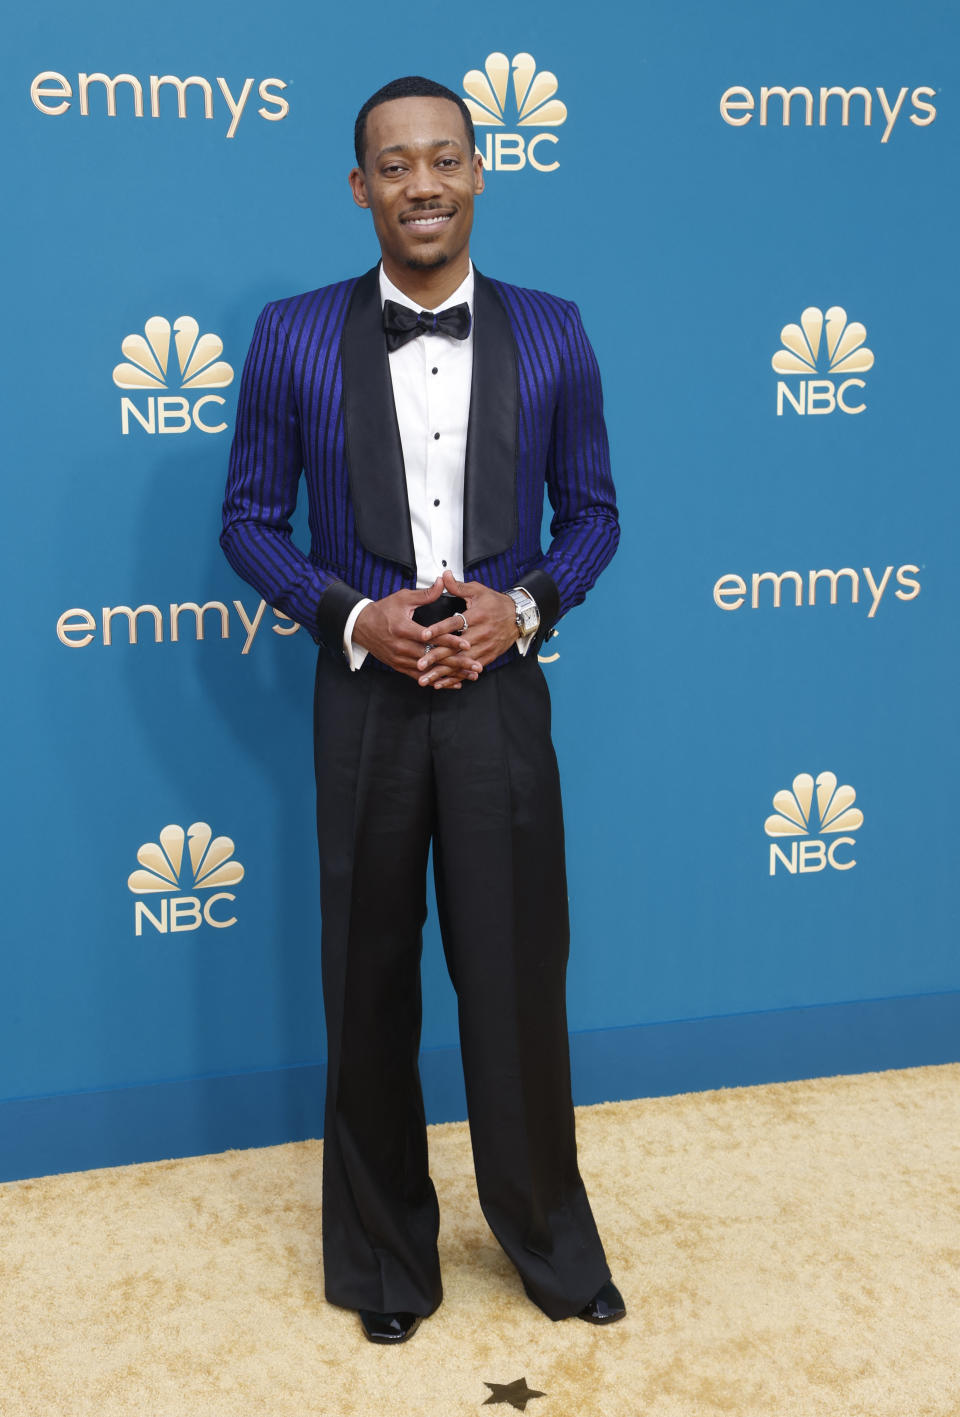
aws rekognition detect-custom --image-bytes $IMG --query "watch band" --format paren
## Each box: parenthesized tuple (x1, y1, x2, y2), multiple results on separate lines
(507, 586, 540, 640)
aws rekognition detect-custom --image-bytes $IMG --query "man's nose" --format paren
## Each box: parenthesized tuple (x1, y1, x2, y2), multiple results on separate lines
(404, 161, 443, 199)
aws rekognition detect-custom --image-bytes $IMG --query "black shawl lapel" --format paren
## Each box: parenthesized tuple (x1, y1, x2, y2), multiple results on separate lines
(341, 265, 416, 572)
(463, 269, 519, 568)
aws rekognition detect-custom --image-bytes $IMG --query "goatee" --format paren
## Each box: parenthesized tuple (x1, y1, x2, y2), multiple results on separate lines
(405, 252, 449, 271)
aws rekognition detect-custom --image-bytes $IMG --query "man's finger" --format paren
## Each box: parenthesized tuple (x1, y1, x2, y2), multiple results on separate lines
(410, 576, 445, 604)
(392, 614, 440, 644)
(441, 568, 471, 597)
(416, 643, 470, 668)
(392, 580, 445, 616)
(418, 633, 470, 655)
(421, 612, 471, 642)
(417, 646, 480, 679)
(418, 655, 480, 685)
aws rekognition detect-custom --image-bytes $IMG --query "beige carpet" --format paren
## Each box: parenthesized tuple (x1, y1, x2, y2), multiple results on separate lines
(3, 1064, 959, 1417)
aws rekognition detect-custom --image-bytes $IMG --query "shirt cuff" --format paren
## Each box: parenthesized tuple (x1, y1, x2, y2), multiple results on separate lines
(516, 633, 533, 657)
(343, 598, 373, 671)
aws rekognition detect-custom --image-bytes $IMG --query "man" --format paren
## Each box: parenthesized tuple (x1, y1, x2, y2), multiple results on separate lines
(221, 75, 622, 1344)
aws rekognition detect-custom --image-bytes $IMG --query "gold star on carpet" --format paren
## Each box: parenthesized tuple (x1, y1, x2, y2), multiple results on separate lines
(482, 1377, 547, 1411)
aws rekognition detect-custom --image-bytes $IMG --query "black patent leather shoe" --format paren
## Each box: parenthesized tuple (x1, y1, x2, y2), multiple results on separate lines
(358, 1309, 423, 1344)
(577, 1280, 626, 1324)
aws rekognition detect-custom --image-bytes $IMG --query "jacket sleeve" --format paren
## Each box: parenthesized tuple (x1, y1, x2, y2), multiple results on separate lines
(220, 301, 363, 648)
(524, 300, 619, 635)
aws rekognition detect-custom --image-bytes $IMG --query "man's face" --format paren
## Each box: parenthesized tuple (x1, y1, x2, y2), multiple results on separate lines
(349, 96, 484, 277)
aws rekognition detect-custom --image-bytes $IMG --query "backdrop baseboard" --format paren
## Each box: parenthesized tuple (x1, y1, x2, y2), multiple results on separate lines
(3, 990, 957, 1183)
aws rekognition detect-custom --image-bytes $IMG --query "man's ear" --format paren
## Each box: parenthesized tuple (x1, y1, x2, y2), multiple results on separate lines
(349, 166, 370, 209)
(473, 152, 485, 195)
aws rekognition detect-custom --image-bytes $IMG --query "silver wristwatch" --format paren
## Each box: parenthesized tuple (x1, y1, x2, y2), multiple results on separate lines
(507, 586, 540, 640)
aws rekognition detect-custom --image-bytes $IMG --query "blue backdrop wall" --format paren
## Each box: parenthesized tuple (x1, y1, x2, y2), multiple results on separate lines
(3, 0, 957, 1181)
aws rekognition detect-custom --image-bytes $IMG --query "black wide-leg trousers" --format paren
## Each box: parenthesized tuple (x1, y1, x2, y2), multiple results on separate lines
(313, 648, 610, 1321)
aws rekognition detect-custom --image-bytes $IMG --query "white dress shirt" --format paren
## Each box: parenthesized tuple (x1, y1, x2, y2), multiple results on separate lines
(343, 262, 530, 671)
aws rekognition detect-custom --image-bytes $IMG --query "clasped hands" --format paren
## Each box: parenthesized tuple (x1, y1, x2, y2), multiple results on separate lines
(353, 569, 519, 689)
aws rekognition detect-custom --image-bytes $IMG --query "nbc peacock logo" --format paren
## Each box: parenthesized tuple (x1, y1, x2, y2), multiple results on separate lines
(773, 306, 874, 416)
(128, 822, 244, 934)
(764, 772, 864, 876)
(462, 52, 566, 173)
(113, 316, 234, 436)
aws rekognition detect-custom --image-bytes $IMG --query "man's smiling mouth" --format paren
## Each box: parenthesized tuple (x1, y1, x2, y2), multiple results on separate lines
(402, 212, 454, 229)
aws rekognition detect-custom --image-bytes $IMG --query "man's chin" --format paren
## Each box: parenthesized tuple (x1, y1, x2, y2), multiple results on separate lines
(404, 250, 449, 272)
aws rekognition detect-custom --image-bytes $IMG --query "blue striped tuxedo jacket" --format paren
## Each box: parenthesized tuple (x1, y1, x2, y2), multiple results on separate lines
(221, 265, 619, 663)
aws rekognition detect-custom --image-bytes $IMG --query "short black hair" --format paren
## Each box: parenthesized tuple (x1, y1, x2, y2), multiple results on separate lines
(354, 76, 476, 169)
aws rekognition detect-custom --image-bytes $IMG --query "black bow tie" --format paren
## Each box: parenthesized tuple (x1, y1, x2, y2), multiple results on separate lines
(382, 299, 472, 352)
